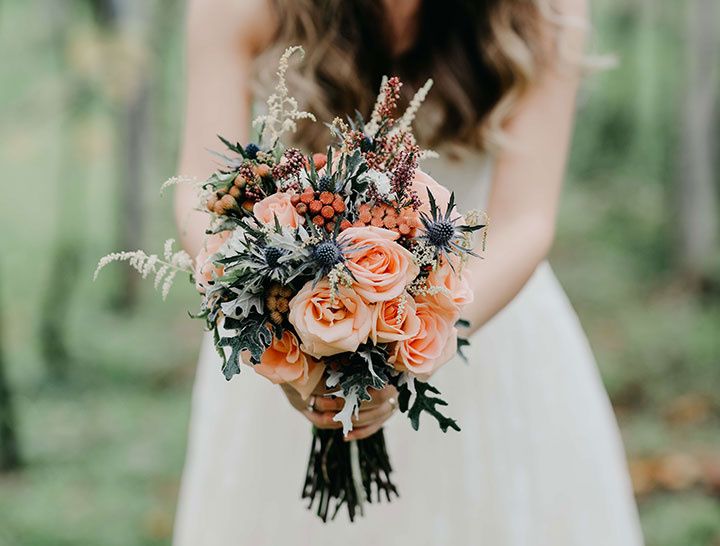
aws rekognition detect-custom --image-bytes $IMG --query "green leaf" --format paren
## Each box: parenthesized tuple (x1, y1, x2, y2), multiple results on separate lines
(217, 314, 273, 380)
(397, 379, 460, 433)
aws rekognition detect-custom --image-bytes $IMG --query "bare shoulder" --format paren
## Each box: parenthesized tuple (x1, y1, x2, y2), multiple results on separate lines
(186, 0, 277, 55)
(551, 0, 588, 18)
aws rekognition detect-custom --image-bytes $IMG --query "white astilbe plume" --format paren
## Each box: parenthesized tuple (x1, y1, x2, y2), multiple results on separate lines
(253, 46, 316, 143)
(160, 175, 201, 195)
(392, 78, 433, 135)
(364, 75, 389, 137)
(94, 239, 194, 300)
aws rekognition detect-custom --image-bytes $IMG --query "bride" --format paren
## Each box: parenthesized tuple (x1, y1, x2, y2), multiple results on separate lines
(172, 0, 644, 544)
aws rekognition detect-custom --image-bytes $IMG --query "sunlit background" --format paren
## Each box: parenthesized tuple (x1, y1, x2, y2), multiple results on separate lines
(1, 1, 719, 545)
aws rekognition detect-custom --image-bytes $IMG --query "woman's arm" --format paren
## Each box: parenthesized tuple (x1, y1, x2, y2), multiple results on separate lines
(175, 0, 274, 258)
(463, 0, 588, 334)
(176, 0, 395, 439)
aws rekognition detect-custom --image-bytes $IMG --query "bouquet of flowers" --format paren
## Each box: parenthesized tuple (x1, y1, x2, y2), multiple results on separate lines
(95, 47, 486, 522)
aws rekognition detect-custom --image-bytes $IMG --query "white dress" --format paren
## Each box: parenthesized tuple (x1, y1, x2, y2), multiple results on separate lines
(173, 152, 645, 546)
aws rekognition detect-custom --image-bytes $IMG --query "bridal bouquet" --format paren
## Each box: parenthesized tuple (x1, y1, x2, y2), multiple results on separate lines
(95, 47, 485, 521)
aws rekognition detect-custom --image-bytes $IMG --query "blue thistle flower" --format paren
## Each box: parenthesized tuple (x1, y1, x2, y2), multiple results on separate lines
(263, 246, 285, 268)
(419, 189, 485, 262)
(244, 143, 260, 159)
(312, 240, 343, 268)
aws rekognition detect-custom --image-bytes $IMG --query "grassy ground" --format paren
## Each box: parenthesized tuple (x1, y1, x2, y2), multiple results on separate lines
(1, 1, 719, 545)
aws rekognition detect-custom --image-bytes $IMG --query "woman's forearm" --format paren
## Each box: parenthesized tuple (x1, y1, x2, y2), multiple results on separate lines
(463, 214, 554, 335)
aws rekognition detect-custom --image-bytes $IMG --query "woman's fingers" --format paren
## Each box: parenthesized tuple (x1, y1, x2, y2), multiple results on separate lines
(358, 385, 398, 410)
(345, 419, 386, 441)
(302, 410, 343, 430)
(312, 395, 344, 412)
(352, 401, 394, 427)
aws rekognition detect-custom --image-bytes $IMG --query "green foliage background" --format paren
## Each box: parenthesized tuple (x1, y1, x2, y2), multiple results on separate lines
(0, 1, 718, 545)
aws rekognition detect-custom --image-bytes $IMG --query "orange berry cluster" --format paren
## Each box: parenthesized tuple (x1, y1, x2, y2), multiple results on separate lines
(206, 164, 270, 215)
(352, 202, 420, 238)
(291, 187, 351, 233)
(265, 283, 294, 325)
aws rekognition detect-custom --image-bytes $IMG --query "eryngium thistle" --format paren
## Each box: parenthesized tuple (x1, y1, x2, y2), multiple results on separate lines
(312, 240, 343, 268)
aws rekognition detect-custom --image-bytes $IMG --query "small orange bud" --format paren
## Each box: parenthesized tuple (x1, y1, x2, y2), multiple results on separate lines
(309, 200, 323, 214)
(206, 195, 218, 212)
(325, 222, 335, 233)
(290, 194, 301, 206)
(213, 201, 226, 215)
(276, 297, 289, 313)
(383, 216, 398, 229)
(319, 191, 334, 205)
(332, 198, 346, 213)
(370, 217, 384, 227)
(229, 186, 241, 199)
(234, 174, 246, 188)
(340, 219, 352, 231)
(295, 203, 308, 215)
(220, 194, 237, 210)
(398, 223, 410, 235)
(300, 192, 314, 204)
(359, 212, 372, 224)
(312, 215, 325, 227)
(312, 153, 327, 169)
(241, 200, 254, 212)
(255, 164, 271, 178)
(321, 205, 335, 219)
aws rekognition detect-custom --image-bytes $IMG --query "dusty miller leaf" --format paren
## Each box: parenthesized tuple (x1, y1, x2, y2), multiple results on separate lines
(397, 379, 460, 433)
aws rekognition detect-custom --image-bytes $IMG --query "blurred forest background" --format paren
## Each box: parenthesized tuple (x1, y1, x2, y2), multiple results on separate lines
(0, 0, 718, 545)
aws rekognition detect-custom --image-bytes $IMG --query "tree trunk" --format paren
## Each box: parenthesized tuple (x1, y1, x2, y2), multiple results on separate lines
(676, 0, 719, 283)
(108, 0, 152, 312)
(38, 0, 90, 380)
(0, 266, 23, 472)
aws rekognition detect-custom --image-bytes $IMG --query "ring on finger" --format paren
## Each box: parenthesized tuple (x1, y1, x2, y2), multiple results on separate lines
(306, 395, 317, 413)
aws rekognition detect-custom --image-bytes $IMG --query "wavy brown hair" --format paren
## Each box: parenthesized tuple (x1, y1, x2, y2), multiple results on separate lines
(256, 0, 572, 152)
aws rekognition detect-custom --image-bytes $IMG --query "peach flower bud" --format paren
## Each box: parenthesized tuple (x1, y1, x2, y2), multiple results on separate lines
(370, 293, 421, 345)
(340, 226, 420, 303)
(288, 279, 373, 358)
(390, 301, 458, 379)
(254, 330, 325, 400)
(194, 231, 231, 293)
(410, 169, 452, 215)
(253, 192, 303, 228)
(418, 257, 474, 322)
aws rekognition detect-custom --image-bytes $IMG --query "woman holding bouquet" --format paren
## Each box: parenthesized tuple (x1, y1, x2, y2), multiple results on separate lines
(172, 0, 644, 544)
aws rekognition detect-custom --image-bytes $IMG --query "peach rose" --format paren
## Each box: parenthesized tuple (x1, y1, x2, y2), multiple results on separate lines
(390, 301, 458, 379)
(370, 293, 421, 345)
(195, 230, 231, 293)
(410, 169, 452, 216)
(254, 331, 325, 400)
(340, 226, 420, 303)
(418, 257, 474, 322)
(288, 279, 373, 358)
(253, 192, 303, 228)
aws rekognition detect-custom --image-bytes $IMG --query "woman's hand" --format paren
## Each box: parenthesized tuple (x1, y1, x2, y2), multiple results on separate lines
(280, 382, 399, 441)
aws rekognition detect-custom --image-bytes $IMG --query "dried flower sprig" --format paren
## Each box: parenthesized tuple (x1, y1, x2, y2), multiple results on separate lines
(391, 79, 434, 136)
(94, 239, 194, 299)
(253, 46, 316, 143)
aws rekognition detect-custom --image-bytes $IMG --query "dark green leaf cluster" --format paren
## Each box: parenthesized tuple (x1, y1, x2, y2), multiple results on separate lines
(217, 313, 273, 379)
(396, 379, 461, 433)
